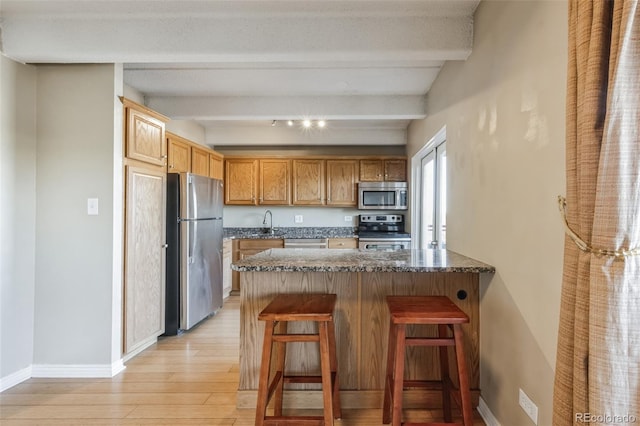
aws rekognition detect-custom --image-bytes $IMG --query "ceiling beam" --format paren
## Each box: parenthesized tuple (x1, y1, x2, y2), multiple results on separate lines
(147, 95, 426, 121)
(206, 126, 406, 147)
(1, 13, 473, 63)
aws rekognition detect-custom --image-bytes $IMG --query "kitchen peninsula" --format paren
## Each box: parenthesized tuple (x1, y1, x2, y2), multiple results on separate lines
(231, 248, 495, 409)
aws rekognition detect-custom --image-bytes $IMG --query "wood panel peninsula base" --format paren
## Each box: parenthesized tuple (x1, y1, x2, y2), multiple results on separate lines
(232, 249, 494, 410)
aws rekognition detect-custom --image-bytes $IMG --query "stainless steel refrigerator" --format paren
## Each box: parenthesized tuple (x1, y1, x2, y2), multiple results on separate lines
(165, 173, 224, 335)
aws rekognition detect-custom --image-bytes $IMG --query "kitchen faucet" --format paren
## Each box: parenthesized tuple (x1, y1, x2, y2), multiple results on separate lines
(262, 210, 273, 234)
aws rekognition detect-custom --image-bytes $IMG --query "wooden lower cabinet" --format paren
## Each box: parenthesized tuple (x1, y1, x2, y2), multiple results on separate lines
(123, 163, 166, 355)
(328, 237, 358, 249)
(223, 239, 233, 298)
(232, 239, 284, 291)
(238, 271, 480, 409)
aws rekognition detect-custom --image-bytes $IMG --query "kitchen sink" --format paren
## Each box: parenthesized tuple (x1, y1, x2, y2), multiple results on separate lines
(260, 228, 286, 237)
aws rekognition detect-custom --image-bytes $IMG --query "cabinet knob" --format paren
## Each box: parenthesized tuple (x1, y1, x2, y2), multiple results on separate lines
(161, 155, 168, 159)
(162, 244, 168, 248)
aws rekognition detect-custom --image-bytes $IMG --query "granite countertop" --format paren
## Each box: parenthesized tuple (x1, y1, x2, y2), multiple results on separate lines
(224, 227, 358, 240)
(231, 248, 495, 273)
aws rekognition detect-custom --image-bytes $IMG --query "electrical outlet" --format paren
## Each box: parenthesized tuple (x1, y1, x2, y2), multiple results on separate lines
(294, 215, 303, 223)
(519, 389, 538, 424)
(344, 215, 352, 222)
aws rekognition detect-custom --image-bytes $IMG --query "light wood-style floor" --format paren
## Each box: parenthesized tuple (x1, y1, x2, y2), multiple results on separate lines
(1, 295, 486, 425)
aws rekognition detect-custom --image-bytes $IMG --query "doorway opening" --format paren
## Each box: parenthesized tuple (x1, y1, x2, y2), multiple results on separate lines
(411, 127, 447, 249)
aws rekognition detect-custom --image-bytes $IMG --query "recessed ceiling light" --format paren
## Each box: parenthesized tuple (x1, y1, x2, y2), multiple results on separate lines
(317, 120, 326, 128)
(287, 120, 294, 126)
(303, 119, 312, 128)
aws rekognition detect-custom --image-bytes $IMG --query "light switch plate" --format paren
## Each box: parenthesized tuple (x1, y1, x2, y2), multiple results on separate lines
(87, 198, 99, 215)
(294, 215, 303, 223)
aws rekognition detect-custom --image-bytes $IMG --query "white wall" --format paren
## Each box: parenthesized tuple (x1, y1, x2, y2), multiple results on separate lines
(166, 120, 206, 146)
(0, 56, 37, 387)
(224, 206, 362, 228)
(123, 84, 144, 105)
(407, 1, 567, 424)
(33, 64, 122, 370)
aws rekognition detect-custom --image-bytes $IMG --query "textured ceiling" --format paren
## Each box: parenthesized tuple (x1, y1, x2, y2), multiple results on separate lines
(0, 0, 480, 146)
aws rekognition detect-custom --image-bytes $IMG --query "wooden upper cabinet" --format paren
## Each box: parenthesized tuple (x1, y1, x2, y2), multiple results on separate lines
(259, 159, 290, 205)
(225, 159, 258, 205)
(209, 152, 224, 180)
(166, 132, 191, 173)
(326, 159, 359, 206)
(191, 146, 210, 177)
(292, 159, 325, 205)
(384, 159, 407, 181)
(123, 99, 168, 166)
(359, 160, 384, 181)
(360, 159, 407, 182)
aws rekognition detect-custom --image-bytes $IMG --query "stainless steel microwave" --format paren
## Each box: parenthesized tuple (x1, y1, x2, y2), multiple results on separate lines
(358, 182, 408, 210)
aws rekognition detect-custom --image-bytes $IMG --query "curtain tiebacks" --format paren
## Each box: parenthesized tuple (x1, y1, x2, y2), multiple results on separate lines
(557, 196, 639, 259)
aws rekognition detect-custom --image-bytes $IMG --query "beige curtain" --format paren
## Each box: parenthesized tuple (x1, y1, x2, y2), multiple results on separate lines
(554, 0, 640, 424)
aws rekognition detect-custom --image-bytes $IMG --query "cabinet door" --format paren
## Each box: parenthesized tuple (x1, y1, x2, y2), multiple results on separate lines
(292, 159, 325, 205)
(125, 107, 167, 166)
(124, 164, 166, 354)
(167, 135, 191, 173)
(359, 159, 384, 181)
(260, 159, 291, 205)
(225, 159, 258, 205)
(191, 146, 210, 177)
(384, 159, 407, 181)
(233, 239, 284, 291)
(326, 159, 358, 206)
(222, 240, 233, 298)
(209, 153, 224, 180)
(328, 238, 358, 249)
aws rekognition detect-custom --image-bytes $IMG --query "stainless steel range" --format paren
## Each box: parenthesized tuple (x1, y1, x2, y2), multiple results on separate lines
(357, 214, 411, 250)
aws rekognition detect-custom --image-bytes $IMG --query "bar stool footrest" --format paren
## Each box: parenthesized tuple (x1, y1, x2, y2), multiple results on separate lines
(263, 416, 325, 426)
(403, 422, 465, 426)
(284, 374, 323, 384)
(402, 379, 448, 390)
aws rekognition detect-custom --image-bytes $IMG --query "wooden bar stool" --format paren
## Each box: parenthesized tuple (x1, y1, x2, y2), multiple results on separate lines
(255, 293, 341, 426)
(383, 296, 473, 426)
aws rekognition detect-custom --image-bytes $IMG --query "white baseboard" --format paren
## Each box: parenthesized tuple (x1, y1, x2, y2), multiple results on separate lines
(478, 396, 501, 426)
(0, 366, 32, 392)
(32, 359, 126, 378)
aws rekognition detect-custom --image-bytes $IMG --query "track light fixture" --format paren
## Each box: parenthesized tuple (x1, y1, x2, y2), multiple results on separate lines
(278, 119, 328, 129)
